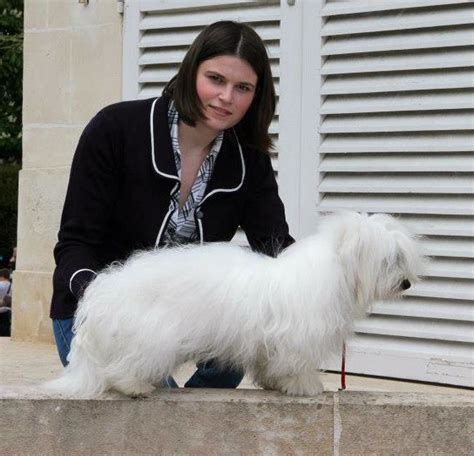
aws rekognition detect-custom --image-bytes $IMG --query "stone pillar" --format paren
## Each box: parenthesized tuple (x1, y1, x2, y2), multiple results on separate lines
(14, 0, 122, 342)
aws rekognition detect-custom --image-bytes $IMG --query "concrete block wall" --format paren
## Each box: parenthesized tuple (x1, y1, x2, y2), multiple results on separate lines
(15, 0, 123, 342)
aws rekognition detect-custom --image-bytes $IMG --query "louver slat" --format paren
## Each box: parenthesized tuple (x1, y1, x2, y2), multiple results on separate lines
(321, 90, 474, 114)
(319, 174, 473, 193)
(319, 154, 474, 172)
(319, 195, 474, 215)
(320, 132, 474, 152)
(140, 0, 278, 15)
(354, 316, 473, 343)
(323, 26, 474, 55)
(140, 10, 279, 30)
(373, 297, 473, 320)
(399, 215, 473, 236)
(321, 112, 474, 133)
(321, 68, 474, 94)
(321, 0, 474, 16)
(322, 48, 474, 75)
(140, 22, 280, 43)
(420, 237, 474, 258)
(409, 278, 474, 301)
(425, 258, 474, 279)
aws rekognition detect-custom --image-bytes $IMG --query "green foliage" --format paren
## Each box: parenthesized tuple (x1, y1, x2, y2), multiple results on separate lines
(0, 1, 23, 265)
(0, 0, 23, 163)
(0, 161, 19, 266)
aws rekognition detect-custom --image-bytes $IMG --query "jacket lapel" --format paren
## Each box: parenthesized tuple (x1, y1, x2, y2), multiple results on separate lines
(204, 129, 245, 196)
(151, 95, 179, 181)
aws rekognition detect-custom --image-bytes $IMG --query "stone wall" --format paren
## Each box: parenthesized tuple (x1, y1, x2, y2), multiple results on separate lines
(14, 0, 122, 342)
(1, 390, 473, 455)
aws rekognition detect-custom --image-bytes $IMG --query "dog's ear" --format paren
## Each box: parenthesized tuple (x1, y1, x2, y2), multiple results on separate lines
(393, 230, 427, 281)
(372, 212, 426, 281)
(339, 231, 375, 313)
(335, 213, 367, 264)
(336, 214, 381, 310)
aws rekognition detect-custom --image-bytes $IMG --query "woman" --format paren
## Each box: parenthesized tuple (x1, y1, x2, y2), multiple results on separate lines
(51, 21, 293, 388)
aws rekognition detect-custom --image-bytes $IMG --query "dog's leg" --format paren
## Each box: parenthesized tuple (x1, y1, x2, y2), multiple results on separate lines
(273, 370, 324, 397)
(253, 354, 324, 396)
(253, 367, 280, 391)
(253, 362, 323, 396)
(110, 376, 156, 398)
(252, 356, 278, 391)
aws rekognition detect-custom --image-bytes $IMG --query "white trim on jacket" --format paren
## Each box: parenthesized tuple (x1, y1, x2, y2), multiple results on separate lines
(69, 269, 97, 294)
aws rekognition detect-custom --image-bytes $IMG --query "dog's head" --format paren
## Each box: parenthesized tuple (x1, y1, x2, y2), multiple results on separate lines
(328, 212, 426, 312)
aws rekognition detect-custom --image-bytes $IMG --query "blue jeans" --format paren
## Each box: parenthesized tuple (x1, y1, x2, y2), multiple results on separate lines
(52, 318, 243, 389)
(52, 318, 74, 367)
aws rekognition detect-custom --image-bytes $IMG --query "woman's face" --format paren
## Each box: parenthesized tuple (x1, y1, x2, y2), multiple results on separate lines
(195, 55, 258, 134)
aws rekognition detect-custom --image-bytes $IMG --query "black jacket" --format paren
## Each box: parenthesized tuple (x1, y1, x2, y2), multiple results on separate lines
(51, 95, 294, 319)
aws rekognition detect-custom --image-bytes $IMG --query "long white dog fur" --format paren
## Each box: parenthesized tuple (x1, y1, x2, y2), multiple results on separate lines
(46, 212, 423, 398)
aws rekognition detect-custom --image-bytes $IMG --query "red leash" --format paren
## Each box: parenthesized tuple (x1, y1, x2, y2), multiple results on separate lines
(340, 342, 346, 390)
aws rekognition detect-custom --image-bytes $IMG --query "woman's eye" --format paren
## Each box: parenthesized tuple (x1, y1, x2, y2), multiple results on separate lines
(209, 74, 223, 83)
(237, 85, 250, 92)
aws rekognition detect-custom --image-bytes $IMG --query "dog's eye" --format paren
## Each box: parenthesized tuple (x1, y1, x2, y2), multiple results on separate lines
(401, 279, 411, 290)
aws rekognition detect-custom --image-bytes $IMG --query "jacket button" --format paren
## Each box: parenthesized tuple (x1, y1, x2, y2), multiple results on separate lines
(196, 210, 204, 219)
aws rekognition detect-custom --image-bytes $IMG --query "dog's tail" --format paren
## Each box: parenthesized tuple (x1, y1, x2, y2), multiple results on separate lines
(42, 335, 107, 399)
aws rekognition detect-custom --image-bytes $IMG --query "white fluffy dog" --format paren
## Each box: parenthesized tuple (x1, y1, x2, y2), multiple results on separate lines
(46, 212, 423, 398)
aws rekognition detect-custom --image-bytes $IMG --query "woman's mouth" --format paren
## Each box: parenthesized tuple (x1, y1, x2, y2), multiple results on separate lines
(209, 105, 232, 117)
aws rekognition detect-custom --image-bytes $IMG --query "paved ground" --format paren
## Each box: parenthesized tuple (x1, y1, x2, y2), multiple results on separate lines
(1, 337, 471, 399)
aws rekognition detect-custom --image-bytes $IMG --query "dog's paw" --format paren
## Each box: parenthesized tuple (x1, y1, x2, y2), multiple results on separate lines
(113, 381, 156, 398)
(130, 391, 153, 399)
(258, 383, 276, 391)
(277, 375, 324, 397)
(255, 377, 278, 391)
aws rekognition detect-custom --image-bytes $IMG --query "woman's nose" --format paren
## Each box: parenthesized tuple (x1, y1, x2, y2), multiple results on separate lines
(219, 85, 233, 103)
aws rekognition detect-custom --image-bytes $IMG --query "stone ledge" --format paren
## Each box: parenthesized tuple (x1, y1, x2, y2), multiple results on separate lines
(1, 389, 472, 456)
(1, 340, 473, 454)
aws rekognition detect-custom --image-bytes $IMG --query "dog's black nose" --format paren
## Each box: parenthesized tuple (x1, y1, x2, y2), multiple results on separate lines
(401, 279, 411, 290)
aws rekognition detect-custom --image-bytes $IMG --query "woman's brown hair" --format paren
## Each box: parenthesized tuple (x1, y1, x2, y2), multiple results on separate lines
(163, 21, 276, 153)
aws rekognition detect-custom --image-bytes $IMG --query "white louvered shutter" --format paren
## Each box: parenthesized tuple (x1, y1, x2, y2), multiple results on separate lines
(122, 0, 281, 245)
(318, 0, 474, 386)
